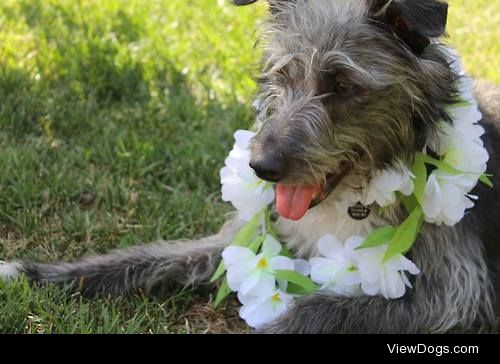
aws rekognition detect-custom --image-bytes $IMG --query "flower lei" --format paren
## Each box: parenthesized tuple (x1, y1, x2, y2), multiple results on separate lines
(211, 49, 493, 329)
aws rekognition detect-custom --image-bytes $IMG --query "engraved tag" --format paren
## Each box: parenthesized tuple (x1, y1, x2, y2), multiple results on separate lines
(348, 202, 371, 220)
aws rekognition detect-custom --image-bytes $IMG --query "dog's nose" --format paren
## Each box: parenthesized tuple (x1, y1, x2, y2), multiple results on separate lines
(249, 155, 286, 182)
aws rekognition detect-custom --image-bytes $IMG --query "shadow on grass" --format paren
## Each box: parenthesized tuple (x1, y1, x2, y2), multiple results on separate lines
(0, 0, 257, 333)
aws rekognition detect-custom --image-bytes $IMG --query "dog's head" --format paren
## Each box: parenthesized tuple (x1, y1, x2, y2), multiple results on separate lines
(235, 0, 457, 220)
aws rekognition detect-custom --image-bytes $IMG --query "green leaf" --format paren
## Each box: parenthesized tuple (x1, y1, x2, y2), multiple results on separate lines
(418, 152, 494, 189)
(411, 153, 427, 206)
(263, 182, 274, 191)
(438, 162, 466, 176)
(398, 193, 419, 213)
(479, 174, 494, 188)
(210, 261, 226, 283)
(356, 226, 397, 249)
(383, 206, 424, 261)
(417, 152, 442, 168)
(210, 214, 263, 283)
(417, 152, 494, 189)
(264, 209, 278, 240)
(232, 212, 261, 247)
(418, 153, 463, 176)
(279, 245, 294, 258)
(248, 235, 265, 253)
(213, 277, 233, 308)
(265, 210, 291, 256)
(274, 270, 319, 293)
(286, 282, 314, 295)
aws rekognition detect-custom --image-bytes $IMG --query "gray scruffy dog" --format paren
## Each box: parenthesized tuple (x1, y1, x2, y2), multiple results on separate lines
(1, 0, 500, 333)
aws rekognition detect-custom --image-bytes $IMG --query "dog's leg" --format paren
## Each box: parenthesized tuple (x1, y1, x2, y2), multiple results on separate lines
(261, 225, 497, 334)
(0, 218, 243, 297)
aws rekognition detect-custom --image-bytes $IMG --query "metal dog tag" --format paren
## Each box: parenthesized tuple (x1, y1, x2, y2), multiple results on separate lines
(348, 202, 371, 220)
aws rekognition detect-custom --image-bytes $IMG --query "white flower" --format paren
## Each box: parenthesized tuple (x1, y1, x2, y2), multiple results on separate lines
(274, 258, 311, 292)
(220, 130, 275, 221)
(455, 74, 476, 107)
(448, 107, 483, 141)
(443, 140, 488, 176)
(310, 235, 362, 296)
(238, 289, 294, 328)
(428, 69, 484, 158)
(362, 163, 414, 207)
(443, 47, 475, 102)
(422, 170, 475, 226)
(431, 118, 485, 157)
(421, 67, 488, 227)
(356, 245, 420, 299)
(222, 234, 294, 296)
(293, 259, 311, 276)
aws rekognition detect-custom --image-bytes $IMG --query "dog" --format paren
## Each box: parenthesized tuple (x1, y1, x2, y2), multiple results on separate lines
(1, 0, 500, 333)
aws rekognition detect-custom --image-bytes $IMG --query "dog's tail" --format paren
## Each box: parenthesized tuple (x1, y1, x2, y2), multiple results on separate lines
(0, 218, 242, 297)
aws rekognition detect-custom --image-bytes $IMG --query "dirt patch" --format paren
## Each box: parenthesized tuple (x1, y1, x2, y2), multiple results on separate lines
(172, 297, 249, 334)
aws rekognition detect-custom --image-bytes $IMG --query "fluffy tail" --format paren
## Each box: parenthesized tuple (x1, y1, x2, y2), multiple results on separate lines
(0, 218, 242, 297)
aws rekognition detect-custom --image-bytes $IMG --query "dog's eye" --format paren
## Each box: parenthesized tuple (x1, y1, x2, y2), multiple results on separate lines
(333, 81, 355, 95)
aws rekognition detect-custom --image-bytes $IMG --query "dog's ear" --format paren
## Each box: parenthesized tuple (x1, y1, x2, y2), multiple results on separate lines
(369, 0, 448, 54)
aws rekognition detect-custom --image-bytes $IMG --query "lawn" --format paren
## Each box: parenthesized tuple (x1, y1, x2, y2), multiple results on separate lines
(0, 0, 498, 333)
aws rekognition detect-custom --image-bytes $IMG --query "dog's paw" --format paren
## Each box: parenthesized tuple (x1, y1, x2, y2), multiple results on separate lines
(0, 261, 21, 281)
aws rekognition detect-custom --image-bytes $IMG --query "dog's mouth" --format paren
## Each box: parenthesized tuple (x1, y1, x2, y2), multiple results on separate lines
(275, 172, 347, 221)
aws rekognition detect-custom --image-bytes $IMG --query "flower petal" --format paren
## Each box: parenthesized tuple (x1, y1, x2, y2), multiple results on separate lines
(423, 173, 442, 219)
(234, 130, 255, 149)
(242, 271, 276, 297)
(293, 259, 311, 276)
(356, 246, 385, 283)
(226, 261, 254, 291)
(222, 246, 254, 267)
(361, 279, 380, 296)
(339, 270, 362, 286)
(381, 269, 406, 299)
(385, 255, 420, 275)
(331, 282, 362, 296)
(239, 270, 262, 295)
(269, 255, 294, 271)
(310, 258, 337, 285)
(239, 299, 268, 328)
(401, 271, 413, 289)
(220, 130, 275, 221)
(344, 236, 364, 253)
(237, 291, 255, 305)
(317, 234, 343, 259)
(262, 234, 282, 257)
(238, 290, 293, 329)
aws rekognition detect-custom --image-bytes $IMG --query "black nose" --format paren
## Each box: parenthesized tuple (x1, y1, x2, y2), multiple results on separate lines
(249, 155, 286, 182)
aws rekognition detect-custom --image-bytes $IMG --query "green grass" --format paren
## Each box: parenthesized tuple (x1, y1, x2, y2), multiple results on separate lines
(0, 0, 498, 333)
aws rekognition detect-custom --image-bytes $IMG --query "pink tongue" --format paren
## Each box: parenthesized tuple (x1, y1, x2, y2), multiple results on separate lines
(276, 184, 320, 221)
